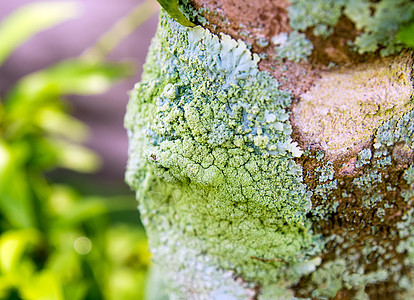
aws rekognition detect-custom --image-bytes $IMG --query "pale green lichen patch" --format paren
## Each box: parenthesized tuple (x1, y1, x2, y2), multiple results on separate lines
(272, 31, 313, 63)
(395, 207, 414, 298)
(374, 110, 414, 151)
(125, 12, 321, 295)
(289, 0, 414, 56)
(291, 53, 414, 161)
(314, 162, 335, 183)
(302, 233, 395, 299)
(395, 160, 414, 297)
(356, 148, 372, 168)
(404, 165, 414, 186)
(289, 0, 343, 38)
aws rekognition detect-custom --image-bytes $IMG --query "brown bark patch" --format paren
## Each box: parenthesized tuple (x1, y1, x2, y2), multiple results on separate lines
(306, 17, 367, 66)
(293, 144, 414, 299)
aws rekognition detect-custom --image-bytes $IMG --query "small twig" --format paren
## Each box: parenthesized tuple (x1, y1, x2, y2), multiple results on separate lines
(250, 256, 288, 264)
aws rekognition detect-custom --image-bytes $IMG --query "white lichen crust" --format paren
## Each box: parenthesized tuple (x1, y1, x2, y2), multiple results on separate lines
(125, 12, 322, 298)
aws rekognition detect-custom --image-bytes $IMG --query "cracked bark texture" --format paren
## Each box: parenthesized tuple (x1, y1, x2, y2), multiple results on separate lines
(125, 1, 414, 299)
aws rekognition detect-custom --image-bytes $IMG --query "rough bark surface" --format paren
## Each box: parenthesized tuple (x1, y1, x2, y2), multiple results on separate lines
(125, 1, 414, 299)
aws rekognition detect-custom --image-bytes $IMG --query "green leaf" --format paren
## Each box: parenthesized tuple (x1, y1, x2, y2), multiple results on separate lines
(52, 139, 102, 173)
(54, 199, 108, 227)
(157, 0, 195, 27)
(4, 59, 133, 128)
(35, 107, 89, 142)
(0, 142, 37, 228)
(0, 1, 82, 66)
(20, 270, 64, 300)
(398, 22, 414, 47)
(6, 59, 133, 102)
(0, 229, 41, 273)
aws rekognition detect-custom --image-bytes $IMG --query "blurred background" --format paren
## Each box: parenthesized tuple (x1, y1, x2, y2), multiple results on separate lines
(0, 0, 159, 299)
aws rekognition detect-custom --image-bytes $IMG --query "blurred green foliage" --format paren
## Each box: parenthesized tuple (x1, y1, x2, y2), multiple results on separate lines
(398, 22, 414, 47)
(0, 2, 150, 299)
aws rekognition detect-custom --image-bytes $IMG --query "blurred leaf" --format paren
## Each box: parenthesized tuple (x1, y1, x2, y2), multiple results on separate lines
(48, 185, 80, 217)
(0, 281, 9, 298)
(107, 268, 147, 300)
(0, 258, 35, 297)
(0, 229, 40, 274)
(52, 139, 102, 173)
(35, 107, 89, 142)
(106, 225, 150, 267)
(47, 249, 88, 300)
(398, 22, 414, 47)
(0, 1, 82, 65)
(0, 142, 37, 228)
(5, 58, 133, 109)
(21, 270, 64, 300)
(61, 281, 88, 300)
(3, 59, 133, 140)
(0, 2, 149, 298)
(55, 200, 107, 227)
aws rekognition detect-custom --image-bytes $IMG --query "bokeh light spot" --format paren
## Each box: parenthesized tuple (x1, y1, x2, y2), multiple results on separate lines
(74, 236, 92, 255)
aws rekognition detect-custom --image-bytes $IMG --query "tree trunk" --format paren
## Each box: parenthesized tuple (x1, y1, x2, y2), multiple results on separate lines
(125, 1, 414, 299)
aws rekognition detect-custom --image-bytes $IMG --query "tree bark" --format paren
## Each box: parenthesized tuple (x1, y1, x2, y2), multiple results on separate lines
(125, 1, 414, 299)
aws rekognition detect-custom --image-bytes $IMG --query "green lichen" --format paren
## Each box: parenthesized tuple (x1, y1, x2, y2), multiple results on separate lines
(352, 170, 382, 191)
(311, 180, 338, 220)
(356, 148, 372, 168)
(347, 110, 414, 207)
(125, 12, 322, 296)
(375, 110, 414, 151)
(256, 37, 269, 48)
(361, 192, 383, 209)
(401, 164, 414, 202)
(288, 0, 414, 56)
(346, 0, 414, 56)
(289, 0, 343, 38)
(309, 259, 346, 299)
(395, 208, 414, 298)
(397, 163, 414, 288)
(305, 250, 390, 299)
(315, 162, 335, 183)
(404, 164, 414, 186)
(272, 31, 313, 62)
(374, 156, 392, 168)
(367, 109, 414, 296)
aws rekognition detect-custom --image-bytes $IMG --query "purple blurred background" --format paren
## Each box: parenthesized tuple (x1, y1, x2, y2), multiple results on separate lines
(0, 0, 159, 189)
